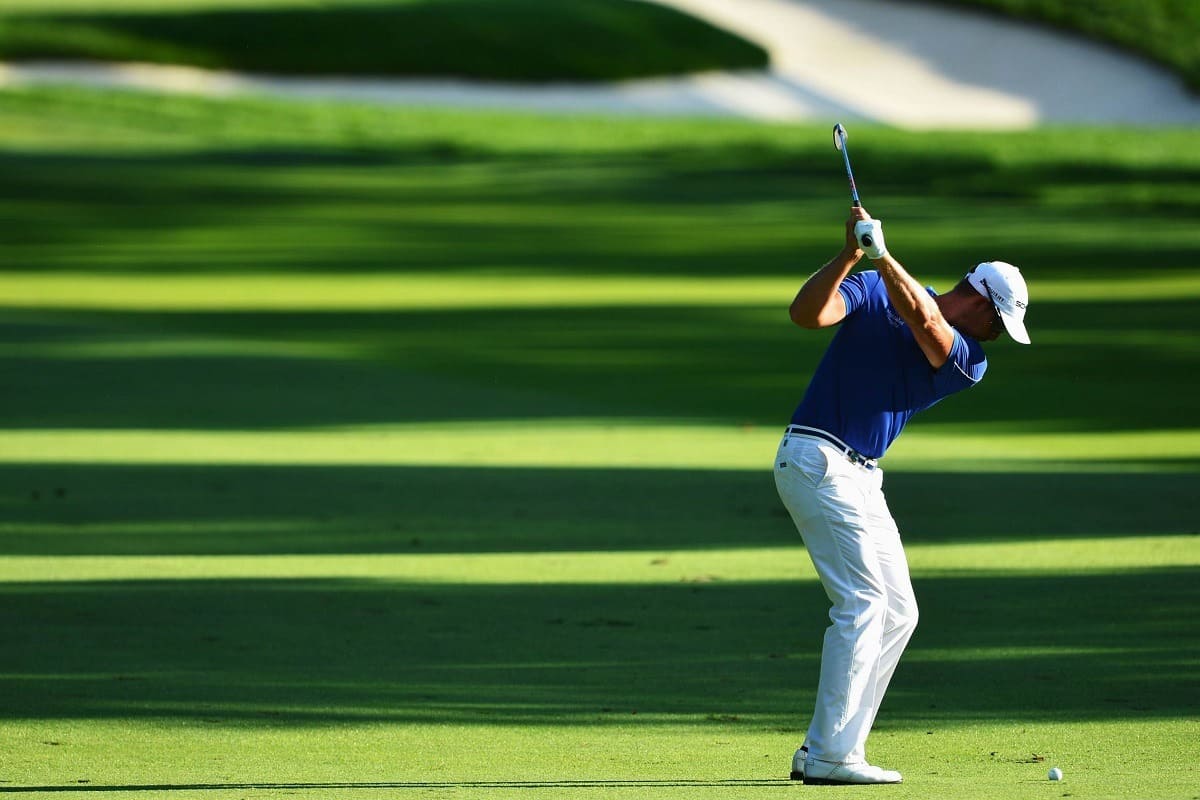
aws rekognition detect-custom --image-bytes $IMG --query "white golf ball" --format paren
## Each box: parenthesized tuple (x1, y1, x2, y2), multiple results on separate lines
(1048, 767, 1063, 781)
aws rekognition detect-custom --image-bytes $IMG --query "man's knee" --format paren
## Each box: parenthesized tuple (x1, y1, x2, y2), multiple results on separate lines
(830, 589, 889, 632)
(889, 599, 918, 638)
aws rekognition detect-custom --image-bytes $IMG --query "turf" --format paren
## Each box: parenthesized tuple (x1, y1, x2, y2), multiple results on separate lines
(0, 0, 768, 82)
(0, 87, 1197, 799)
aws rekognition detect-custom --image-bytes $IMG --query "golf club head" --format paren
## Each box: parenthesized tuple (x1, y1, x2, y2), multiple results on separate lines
(833, 123, 847, 151)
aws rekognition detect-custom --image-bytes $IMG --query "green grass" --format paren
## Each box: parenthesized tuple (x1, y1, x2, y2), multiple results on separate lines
(0, 87, 1198, 799)
(916, 0, 1200, 91)
(0, 0, 768, 81)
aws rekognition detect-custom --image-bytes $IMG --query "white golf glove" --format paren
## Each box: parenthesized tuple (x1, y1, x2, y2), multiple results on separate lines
(854, 219, 888, 259)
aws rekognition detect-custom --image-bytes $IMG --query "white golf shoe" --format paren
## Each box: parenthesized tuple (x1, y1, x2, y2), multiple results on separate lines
(789, 746, 808, 780)
(802, 756, 903, 785)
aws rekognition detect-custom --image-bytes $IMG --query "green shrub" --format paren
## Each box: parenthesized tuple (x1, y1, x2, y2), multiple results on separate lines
(0, 0, 769, 81)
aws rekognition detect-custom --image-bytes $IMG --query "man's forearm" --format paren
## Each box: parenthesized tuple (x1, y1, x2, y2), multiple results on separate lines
(871, 252, 955, 368)
(872, 253, 941, 331)
(790, 246, 862, 328)
(851, 216, 932, 324)
(850, 209, 953, 366)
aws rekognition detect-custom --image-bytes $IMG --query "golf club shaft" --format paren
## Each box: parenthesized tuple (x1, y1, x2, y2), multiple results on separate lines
(832, 123, 861, 207)
(839, 145, 861, 207)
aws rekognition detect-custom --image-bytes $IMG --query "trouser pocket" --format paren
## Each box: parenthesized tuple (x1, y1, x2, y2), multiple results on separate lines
(776, 436, 835, 489)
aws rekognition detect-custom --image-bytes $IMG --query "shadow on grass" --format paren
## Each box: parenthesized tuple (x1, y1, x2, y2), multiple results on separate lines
(1, 146, 1197, 277)
(0, 569, 1195, 726)
(0, 129, 1195, 748)
(2, 297, 1197, 430)
(1, 140, 1196, 432)
(3, 464, 1196, 556)
(0, 779, 792, 793)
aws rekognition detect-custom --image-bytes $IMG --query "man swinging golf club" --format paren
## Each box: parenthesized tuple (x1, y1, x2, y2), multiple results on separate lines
(775, 126, 1030, 786)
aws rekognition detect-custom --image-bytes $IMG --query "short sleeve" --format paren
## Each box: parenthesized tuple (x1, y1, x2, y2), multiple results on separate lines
(933, 330, 987, 396)
(837, 271, 879, 317)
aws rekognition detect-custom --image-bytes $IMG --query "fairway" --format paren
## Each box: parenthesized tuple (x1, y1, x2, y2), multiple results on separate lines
(0, 87, 1197, 799)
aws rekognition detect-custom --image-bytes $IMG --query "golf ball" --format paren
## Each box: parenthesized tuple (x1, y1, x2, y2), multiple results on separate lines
(1048, 767, 1063, 781)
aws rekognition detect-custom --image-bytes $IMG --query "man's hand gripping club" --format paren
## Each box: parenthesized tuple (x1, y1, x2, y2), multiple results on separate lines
(853, 213, 887, 259)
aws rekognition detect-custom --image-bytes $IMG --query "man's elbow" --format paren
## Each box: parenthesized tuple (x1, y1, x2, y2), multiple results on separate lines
(790, 306, 837, 329)
(909, 315, 955, 368)
(789, 304, 823, 329)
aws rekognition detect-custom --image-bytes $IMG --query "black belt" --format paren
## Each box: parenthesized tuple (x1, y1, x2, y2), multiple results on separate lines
(785, 425, 879, 470)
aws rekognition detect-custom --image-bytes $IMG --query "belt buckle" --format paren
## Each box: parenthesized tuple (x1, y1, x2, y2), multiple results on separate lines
(846, 448, 875, 470)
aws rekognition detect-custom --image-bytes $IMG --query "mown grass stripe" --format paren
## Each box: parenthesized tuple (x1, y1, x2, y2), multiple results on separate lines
(0, 535, 1194, 584)
(0, 272, 1199, 311)
(0, 425, 1196, 470)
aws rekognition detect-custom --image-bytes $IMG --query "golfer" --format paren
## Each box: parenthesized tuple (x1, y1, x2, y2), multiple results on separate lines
(776, 206, 1029, 785)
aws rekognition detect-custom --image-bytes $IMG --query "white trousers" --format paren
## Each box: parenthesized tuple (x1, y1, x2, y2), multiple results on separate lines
(773, 433, 918, 764)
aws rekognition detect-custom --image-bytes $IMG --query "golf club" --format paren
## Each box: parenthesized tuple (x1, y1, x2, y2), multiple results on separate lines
(832, 123, 860, 207)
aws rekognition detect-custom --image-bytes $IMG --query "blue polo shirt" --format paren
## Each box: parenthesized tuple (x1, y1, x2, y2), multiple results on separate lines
(789, 270, 986, 459)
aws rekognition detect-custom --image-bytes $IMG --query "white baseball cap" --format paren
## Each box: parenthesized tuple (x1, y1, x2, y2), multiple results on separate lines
(967, 261, 1030, 344)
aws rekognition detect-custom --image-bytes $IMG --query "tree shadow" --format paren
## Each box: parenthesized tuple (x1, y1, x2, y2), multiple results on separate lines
(2, 142, 1196, 276)
(2, 463, 1194, 556)
(0, 778, 791, 793)
(1, 296, 1197, 431)
(0, 570, 1194, 726)
(1, 133, 1195, 448)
